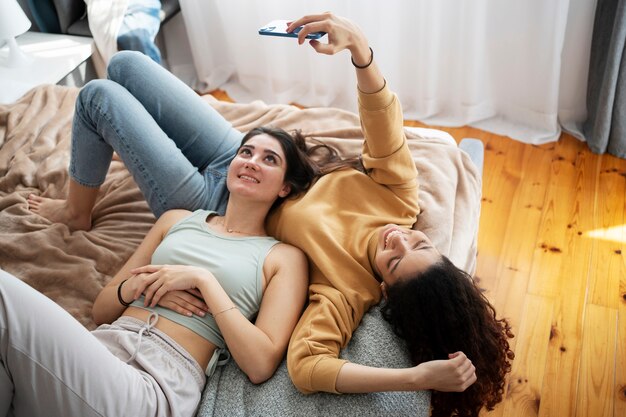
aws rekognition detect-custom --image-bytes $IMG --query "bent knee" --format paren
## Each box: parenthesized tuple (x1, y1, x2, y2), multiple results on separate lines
(107, 50, 145, 82)
(78, 79, 115, 108)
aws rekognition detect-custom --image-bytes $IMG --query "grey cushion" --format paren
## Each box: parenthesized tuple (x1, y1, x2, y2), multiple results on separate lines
(67, 17, 91, 37)
(196, 306, 430, 417)
(50, 0, 85, 33)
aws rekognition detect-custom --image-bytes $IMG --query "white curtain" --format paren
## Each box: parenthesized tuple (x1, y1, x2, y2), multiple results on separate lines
(180, 0, 596, 145)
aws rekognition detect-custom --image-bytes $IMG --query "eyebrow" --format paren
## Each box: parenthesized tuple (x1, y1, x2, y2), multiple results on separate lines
(390, 241, 431, 275)
(240, 144, 283, 162)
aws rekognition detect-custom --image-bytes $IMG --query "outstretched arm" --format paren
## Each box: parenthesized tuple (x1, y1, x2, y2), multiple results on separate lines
(291, 13, 417, 196)
(336, 352, 476, 393)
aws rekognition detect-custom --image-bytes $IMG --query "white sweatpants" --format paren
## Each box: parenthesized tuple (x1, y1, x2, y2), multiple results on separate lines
(0, 269, 205, 417)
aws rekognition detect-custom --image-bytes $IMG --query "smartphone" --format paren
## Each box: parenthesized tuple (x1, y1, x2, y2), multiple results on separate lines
(258, 20, 326, 40)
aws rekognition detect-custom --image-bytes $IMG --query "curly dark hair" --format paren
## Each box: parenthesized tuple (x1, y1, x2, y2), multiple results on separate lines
(381, 256, 514, 417)
(239, 127, 320, 210)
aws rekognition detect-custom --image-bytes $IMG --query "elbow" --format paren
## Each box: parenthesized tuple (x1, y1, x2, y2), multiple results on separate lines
(92, 310, 106, 326)
(289, 373, 312, 394)
(247, 371, 272, 385)
(91, 299, 110, 326)
(243, 350, 283, 385)
(245, 362, 278, 385)
(287, 352, 316, 394)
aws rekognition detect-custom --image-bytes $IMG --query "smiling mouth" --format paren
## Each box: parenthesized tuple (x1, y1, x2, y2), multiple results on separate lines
(384, 229, 404, 248)
(239, 175, 259, 183)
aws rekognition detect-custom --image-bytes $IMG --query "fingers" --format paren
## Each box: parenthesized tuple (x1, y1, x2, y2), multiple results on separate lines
(287, 13, 331, 33)
(149, 285, 170, 307)
(143, 277, 167, 307)
(296, 21, 327, 45)
(158, 291, 207, 317)
(130, 265, 161, 275)
(177, 290, 209, 312)
(130, 272, 158, 300)
(448, 351, 461, 359)
(187, 288, 203, 299)
(449, 352, 476, 391)
(309, 40, 333, 55)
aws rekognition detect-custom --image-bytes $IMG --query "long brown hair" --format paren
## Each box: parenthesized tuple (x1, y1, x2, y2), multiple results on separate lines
(305, 137, 365, 175)
(381, 256, 514, 417)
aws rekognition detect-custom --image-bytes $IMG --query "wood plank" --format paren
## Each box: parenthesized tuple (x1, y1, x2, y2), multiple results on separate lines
(615, 211, 626, 417)
(576, 304, 617, 417)
(537, 135, 600, 417)
(492, 141, 552, 324)
(528, 135, 587, 297)
(500, 295, 554, 417)
(588, 153, 626, 308)
(483, 139, 554, 417)
(617, 294, 626, 417)
(470, 132, 529, 297)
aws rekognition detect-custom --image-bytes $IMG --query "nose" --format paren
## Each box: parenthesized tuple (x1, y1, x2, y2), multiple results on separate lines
(388, 233, 409, 251)
(244, 159, 259, 170)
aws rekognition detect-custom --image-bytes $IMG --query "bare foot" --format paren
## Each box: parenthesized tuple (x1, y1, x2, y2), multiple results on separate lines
(27, 194, 92, 231)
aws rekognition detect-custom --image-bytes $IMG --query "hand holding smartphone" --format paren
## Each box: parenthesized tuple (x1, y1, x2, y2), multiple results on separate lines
(258, 20, 326, 40)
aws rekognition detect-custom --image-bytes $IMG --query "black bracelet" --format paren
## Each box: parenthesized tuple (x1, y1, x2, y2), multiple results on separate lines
(351, 47, 374, 69)
(117, 279, 132, 307)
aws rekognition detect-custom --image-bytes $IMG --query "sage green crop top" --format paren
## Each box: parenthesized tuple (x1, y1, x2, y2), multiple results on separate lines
(131, 210, 279, 351)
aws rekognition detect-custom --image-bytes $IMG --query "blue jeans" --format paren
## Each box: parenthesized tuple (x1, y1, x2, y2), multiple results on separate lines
(70, 51, 243, 217)
(117, 0, 162, 64)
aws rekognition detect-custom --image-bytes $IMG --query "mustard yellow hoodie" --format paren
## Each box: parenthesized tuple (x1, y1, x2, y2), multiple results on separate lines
(267, 83, 420, 393)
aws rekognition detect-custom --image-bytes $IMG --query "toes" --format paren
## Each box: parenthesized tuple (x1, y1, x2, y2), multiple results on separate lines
(28, 194, 43, 202)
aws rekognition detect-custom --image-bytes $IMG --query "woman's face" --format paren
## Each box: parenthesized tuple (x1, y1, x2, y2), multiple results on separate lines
(374, 225, 442, 285)
(226, 134, 291, 204)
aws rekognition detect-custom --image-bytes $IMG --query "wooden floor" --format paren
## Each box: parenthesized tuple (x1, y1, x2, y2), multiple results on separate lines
(212, 90, 626, 417)
(403, 121, 626, 417)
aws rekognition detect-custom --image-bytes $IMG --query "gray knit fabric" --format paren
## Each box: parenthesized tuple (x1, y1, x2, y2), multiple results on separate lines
(196, 306, 430, 417)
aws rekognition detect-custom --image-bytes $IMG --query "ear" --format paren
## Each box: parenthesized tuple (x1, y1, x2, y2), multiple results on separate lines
(380, 282, 388, 300)
(278, 183, 291, 198)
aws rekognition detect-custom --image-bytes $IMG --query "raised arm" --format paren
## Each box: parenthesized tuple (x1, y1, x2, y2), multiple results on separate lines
(290, 13, 417, 193)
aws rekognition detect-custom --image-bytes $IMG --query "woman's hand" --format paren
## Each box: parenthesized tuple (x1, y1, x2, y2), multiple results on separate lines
(128, 264, 213, 308)
(288, 12, 383, 93)
(414, 352, 477, 392)
(157, 289, 209, 317)
(287, 12, 369, 59)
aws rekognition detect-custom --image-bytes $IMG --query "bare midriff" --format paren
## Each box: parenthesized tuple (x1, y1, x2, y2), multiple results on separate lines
(123, 306, 216, 371)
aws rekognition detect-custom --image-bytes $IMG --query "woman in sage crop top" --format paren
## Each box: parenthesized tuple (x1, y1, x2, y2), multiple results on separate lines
(1, 128, 313, 417)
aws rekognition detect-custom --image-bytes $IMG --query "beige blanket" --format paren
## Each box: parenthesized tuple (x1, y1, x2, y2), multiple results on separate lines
(0, 84, 480, 330)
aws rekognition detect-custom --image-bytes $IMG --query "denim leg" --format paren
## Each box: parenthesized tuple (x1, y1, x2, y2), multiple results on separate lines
(107, 51, 243, 176)
(117, 0, 162, 64)
(70, 79, 233, 217)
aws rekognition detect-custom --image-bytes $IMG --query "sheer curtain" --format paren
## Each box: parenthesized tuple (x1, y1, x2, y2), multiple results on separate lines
(180, 0, 596, 145)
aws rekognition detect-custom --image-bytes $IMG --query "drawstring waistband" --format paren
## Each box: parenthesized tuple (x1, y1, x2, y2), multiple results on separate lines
(205, 348, 230, 377)
(127, 312, 159, 363)
(121, 312, 229, 379)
